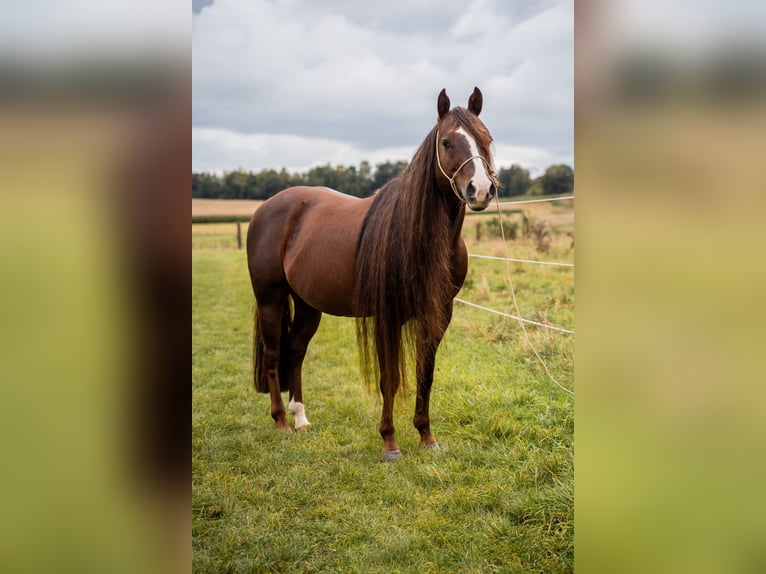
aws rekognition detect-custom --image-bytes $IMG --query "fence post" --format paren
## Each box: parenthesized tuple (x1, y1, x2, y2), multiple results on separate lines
(236, 220, 242, 250)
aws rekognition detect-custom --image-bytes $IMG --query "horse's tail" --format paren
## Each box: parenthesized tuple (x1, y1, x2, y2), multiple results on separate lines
(253, 298, 293, 393)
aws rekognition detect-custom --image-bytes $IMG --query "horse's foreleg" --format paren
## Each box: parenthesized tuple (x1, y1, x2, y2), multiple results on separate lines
(285, 297, 321, 430)
(414, 345, 439, 448)
(414, 302, 452, 449)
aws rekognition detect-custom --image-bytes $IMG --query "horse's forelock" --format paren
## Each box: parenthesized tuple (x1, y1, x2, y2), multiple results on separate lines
(450, 107, 493, 153)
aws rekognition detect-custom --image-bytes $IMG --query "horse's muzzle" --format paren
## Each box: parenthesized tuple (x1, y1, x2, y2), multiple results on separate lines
(466, 180, 495, 211)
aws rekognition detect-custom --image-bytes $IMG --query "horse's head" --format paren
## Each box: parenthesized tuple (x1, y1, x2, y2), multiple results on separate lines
(435, 87, 498, 212)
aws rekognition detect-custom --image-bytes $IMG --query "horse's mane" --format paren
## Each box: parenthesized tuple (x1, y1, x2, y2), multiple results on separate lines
(354, 106, 487, 398)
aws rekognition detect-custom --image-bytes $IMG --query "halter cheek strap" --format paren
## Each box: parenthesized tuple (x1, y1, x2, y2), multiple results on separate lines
(435, 129, 500, 204)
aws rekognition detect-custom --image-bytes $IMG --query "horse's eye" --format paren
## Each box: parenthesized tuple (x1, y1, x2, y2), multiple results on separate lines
(441, 139, 451, 149)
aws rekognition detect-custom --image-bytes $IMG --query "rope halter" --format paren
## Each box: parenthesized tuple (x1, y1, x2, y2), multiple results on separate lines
(435, 128, 500, 204)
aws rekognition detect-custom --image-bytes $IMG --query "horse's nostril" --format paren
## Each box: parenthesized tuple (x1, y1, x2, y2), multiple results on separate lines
(489, 183, 497, 197)
(466, 182, 476, 200)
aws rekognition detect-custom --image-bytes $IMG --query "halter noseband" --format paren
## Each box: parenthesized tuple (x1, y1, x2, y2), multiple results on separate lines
(435, 128, 500, 204)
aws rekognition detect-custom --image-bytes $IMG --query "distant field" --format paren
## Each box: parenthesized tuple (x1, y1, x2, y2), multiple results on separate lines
(192, 196, 571, 219)
(193, 199, 264, 217)
(192, 196, 574, 251)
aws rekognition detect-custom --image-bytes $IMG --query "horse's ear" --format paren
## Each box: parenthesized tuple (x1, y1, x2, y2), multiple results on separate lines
(437, 89, 450, 119)
(468, 87, 483, 116)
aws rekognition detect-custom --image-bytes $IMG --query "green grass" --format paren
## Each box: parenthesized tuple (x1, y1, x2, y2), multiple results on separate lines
(193, 218, 573, 572)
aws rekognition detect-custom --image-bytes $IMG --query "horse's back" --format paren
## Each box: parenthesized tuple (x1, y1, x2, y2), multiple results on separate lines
(247, 186, 372, 316)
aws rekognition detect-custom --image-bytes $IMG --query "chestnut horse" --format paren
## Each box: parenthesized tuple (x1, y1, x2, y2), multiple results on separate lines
(247, 88, 498, 461)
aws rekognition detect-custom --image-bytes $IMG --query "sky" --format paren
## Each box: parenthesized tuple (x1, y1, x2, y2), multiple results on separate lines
(192, 0, 574, 176)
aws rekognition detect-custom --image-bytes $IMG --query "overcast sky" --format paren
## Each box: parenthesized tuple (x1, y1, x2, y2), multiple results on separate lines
(193, 0, 574, 176)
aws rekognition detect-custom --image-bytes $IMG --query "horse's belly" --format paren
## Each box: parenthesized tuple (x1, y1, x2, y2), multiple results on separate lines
(284, 239, 359, 317)
(272, 186, 368, 317)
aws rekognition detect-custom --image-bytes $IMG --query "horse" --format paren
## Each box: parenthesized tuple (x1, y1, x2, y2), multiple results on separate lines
(246, 87, 498, 461)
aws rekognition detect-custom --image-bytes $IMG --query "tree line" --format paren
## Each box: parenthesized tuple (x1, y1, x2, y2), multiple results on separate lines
(192, 161, 573, 200)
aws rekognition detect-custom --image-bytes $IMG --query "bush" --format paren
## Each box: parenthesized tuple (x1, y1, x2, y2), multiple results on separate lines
(483, 217, 518, 240)
(540, 165, 574, 196)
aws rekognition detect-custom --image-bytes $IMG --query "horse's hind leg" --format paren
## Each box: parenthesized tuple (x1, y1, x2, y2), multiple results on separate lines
(284, 296, 322, 430)
(257, 295, 291, 430)
(376, 326, 404, 461)
(379, 374, 402, 461)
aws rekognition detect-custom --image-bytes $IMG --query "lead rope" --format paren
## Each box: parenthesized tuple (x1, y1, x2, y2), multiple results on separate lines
(493, 195, 574, 397)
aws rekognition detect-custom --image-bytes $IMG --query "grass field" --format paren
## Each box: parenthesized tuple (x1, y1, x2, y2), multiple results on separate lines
(192, 198, 574, 572)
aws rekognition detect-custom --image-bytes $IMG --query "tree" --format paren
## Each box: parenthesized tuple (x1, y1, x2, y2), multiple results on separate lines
(357, 160, 374, 197)
(372, 160, 408, 190)
(306, 164, 337, 189)
(191, 161, 572, 200)
(496, 164, 531, 197)
(223, 170, 249, 199)
(191, 172, 222, 198)
(359, 160, 372, 181)
(540, 164, 574, 196)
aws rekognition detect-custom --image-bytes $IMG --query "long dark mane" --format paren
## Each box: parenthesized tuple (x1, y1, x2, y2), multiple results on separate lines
(355, 108, 486, 399)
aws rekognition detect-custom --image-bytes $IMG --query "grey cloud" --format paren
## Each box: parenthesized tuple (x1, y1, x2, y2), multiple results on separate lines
(192, 0, 572, 170)
(193, 0, 214, 15)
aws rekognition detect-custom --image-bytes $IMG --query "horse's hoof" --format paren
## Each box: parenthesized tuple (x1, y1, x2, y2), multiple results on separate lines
(295, 423, 310, 431)
(421, 441, 441, 451)
(381, 450, 402, 462)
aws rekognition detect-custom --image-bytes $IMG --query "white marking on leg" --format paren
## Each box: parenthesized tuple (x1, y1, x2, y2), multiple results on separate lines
(288, 399, 310, 429)
(455, 126, 493, 200)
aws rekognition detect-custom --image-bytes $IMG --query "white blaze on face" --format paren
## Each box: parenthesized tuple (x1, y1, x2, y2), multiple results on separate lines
(455, 126, 493, 195)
